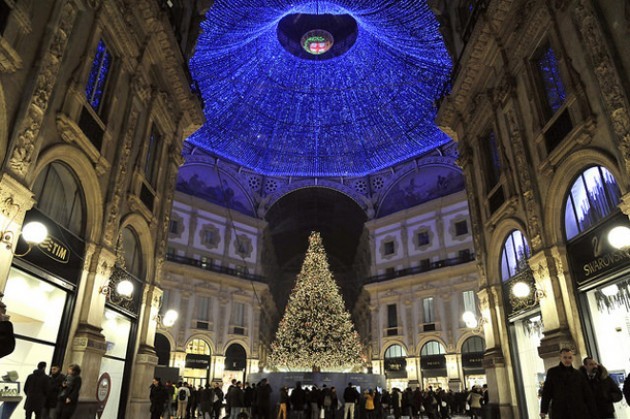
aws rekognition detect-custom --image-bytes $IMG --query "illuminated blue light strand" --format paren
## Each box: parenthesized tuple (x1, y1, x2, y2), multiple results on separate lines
(536, 45, 567, 115)
(85, 39, 111, 111)
(189, 1, 453, 177)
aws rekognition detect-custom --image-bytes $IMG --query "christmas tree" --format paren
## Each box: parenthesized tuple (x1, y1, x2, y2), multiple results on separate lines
(269, 231, 365, 371)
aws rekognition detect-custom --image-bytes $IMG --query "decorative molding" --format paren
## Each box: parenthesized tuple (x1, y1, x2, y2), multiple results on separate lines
(573, 0, 630, 178)
(0, 36, 23, 72)
(504, 107, 543, 251)
(102, 106, 140, 247)
(56, 113, 110, 176)
(8, 1, 78, 178)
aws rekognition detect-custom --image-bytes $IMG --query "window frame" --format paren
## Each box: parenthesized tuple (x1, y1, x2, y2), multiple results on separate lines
(530, 41, 568, 123)
(85, 38, 114, 116)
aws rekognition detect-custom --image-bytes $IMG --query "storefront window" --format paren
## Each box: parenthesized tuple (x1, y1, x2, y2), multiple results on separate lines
(564, 166, 620, 241)
(462, 336, 486, 388)
(586, 282, 630, 418)
(184, 338, 212, 388)
(99, 309, 132, 419)
(513, 315, 545, 418)
(1, 268, 69, 413)
(500, 230, 530, 281)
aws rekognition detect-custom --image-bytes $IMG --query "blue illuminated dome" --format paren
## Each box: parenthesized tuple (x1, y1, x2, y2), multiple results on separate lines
(188, 1, 453, 177)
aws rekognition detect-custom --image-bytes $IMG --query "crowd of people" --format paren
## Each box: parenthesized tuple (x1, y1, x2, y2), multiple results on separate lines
(23, 361, 82, 419)
(148, 379, 488, 419)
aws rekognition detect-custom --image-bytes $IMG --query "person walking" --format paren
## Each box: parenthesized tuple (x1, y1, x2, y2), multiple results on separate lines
(213, 382, 225, 419)
(256, 378, 273, 419)
(24, 361, 50, 419)
(290, 382, 307, 419)
(177, 382, 192, 419)
(343, 383, 360, 419)
(466, 387, 483, 419)
(539, 348, 597, 419)
(164, 381, 175, 419)
(278, 386, 289, 419)
(580, 357, 623, 418)
(150, 377, 168, 419)
(364, 390, 375, 419)
(56, 364, 82, 419)
(227, 382, 245, 419)
(43, 365, 64, 419)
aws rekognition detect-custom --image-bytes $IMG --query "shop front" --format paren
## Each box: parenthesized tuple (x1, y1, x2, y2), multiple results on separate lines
(0, 208, 85, 413)
(383, 344, 408, 390)
(183, 338, 212, 387)
(461, 336, 486, 389)
(96, 226, 145, 419)
(567, 210, 630, 419)
(420, 341, 448, 390)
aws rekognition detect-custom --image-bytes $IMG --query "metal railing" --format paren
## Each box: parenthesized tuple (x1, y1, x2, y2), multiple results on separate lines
(364, 253, 476, 284)
(166, 253, 267, 283)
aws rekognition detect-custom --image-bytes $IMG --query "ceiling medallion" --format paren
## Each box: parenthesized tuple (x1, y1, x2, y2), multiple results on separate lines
(301, 29, 334, 55)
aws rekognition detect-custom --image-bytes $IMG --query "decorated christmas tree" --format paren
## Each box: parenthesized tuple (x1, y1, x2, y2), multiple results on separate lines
(269, 231, 365, 371)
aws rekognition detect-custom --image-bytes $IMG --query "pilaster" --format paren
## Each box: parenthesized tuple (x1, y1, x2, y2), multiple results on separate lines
(0, 173, 35, 292)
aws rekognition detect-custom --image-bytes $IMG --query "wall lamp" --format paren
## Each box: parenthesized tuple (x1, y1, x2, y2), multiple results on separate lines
(154, 295, 178, 328)
(98, 273, 134, 304)
(511, 280, 546, 309)
(608, 226, 630, 250)
(462, 310, 486, 334)
(1, 221, 48, 256)
(155, 309, 178, 328)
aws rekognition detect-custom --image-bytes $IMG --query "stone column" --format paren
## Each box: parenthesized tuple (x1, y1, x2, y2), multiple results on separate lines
(478, 286, 515, 418)
(67, 245, 116, 417)
(528, 248, 579, 367)
(0, 173, 35, 292)
(127, 285, 162, 417)
(445, 353, 460, 388)
(213, 355, 226, 381)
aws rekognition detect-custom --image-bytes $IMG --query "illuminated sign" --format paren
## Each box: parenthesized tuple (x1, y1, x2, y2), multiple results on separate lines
(567, 211, 630, 286)
(16, 208, 85, 284)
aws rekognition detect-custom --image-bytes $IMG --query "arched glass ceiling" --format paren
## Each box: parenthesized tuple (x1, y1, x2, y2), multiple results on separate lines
(188, 1, 453, 177)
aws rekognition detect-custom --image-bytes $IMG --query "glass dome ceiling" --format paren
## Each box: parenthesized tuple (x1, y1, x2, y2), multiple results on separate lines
(188, 1, 453, 177)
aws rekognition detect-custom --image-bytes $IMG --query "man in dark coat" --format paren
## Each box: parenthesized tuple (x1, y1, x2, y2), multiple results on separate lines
(43, 365, 64, 419)
(290, 381, 307, 419)
(0, 298, 15, 359)
(580, 357, 623, 418)
(540, 348, 597, 419)
(256, 378, 273, 419)
(24, 361, 50, 419)
(213, 382, 225, 419)
(150, 377, 168, 419)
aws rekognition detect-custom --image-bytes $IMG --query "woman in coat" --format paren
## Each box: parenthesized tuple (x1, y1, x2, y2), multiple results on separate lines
(57, 364, 82, 419)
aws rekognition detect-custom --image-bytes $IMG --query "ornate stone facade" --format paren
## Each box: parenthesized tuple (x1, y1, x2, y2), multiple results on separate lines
(0, 1, 204, 417)
(437, 0, 630, 417)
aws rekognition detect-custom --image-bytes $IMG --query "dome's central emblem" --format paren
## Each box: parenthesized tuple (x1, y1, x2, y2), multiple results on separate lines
(301, 29, 334, 55)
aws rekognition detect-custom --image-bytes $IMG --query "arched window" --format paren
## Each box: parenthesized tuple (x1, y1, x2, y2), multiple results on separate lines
(225, 343, 247, 371)
(187, 338, 211, 355)
(420, 340, 446, 356)
(384, 344, 407, 377)
(32, 162, 85, 237)
(155, 333, 171, 366)
(384, 344, 407, 359)
(500, 230, 530, 281)
(462, 336, 485, 354)
(564, 166, 621, 241)
(120, 227, 143, 280)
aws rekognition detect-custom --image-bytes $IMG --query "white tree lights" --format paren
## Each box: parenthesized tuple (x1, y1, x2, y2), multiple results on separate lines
(268, 231, 365, 371)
